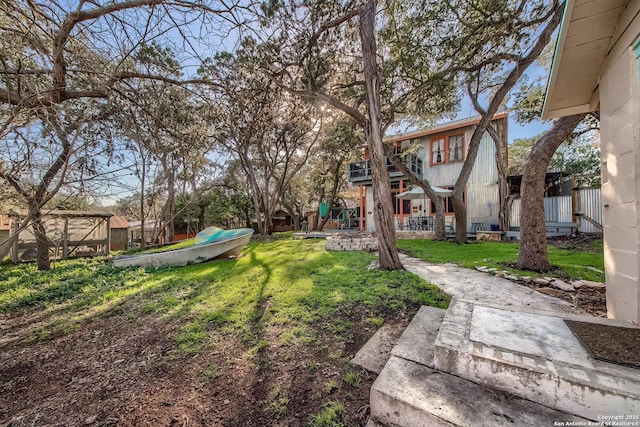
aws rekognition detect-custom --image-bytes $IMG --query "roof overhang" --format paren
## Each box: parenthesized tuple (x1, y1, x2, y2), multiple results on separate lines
(542, 0, 628, 120)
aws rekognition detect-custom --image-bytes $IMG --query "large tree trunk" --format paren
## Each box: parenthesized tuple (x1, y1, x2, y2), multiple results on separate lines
(434, 198, 446, 240)
(517, 114, 586, 270)
(32, 210, 51, 271)
(165, 164, 176, 243)
(359, 0, 402, 270)
(452, 194, 466, 242)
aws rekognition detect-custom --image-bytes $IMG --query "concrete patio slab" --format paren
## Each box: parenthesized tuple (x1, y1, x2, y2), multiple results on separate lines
(434, 298, 640, 420)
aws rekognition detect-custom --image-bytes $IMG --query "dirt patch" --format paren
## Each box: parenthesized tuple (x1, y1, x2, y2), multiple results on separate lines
(0, 304, 410, 426)
(566, 320, 640, 369)
(547, 234, 603, 253)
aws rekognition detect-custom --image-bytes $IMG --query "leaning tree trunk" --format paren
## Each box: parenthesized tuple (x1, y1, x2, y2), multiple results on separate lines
(452, 194, 467, 242)
(518, 114, 587, 270)
(434, 198, 446, 241)
(359, 0, 402, 270)
(31, 210, 51, 271)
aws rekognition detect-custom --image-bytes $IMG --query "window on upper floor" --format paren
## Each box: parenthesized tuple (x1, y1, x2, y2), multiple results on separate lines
(409, 154, 423, 176)
(430, 133, 465, 166)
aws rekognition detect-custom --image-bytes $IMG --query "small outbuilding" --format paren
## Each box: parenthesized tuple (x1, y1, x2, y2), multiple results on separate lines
(5, 210, 113, 263)
(110, 216, 130, 251)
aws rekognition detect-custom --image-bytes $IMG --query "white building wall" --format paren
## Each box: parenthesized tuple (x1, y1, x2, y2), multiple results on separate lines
(599, 8, 640, 323)
(362, 122, 503, 233)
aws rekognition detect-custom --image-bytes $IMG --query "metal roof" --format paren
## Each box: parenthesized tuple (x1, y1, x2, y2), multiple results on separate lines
(110, 215, 130, 229)
(384, 111, 509, 144)
(542, 0, 630, 119)
(9, 209, 114, 218)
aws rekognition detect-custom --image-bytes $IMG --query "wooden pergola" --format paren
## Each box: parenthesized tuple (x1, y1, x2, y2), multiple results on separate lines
(7, 210, 113, 263)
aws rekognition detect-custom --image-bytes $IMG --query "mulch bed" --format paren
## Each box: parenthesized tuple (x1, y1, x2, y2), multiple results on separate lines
(565, 320, 640, 369)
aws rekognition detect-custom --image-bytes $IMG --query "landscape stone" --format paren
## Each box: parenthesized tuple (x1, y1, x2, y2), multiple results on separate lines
(551, 279, 575, 292)
(572, 280, 585, 289)
(495, 271, 506, 278)
(533, 278, 550, 286)
(582, 280, 605, 289)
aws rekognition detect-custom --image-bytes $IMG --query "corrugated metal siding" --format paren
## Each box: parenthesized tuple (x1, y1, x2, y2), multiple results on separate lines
(466, 132, 500, 229)
(422, 130, 500, 231)
(510, 196, 572, 228)
(366, 186, 375, 232)
(577, 188, 602, 233)
(544, 196, 573, 222)
(510, 199, 521, 228)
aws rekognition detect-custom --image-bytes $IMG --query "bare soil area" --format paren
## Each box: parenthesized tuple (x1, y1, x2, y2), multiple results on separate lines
(1, 306, 409, 427)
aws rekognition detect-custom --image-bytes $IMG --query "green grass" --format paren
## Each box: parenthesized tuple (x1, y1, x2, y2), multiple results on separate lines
(344, 371, 361, 388)
(0, 240, 449, 353)
(397, 239, 605, 282)
(308, 402, 345, 427)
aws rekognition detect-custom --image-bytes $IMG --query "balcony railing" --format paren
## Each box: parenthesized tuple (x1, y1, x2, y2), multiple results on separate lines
(348, 155, 423, 183)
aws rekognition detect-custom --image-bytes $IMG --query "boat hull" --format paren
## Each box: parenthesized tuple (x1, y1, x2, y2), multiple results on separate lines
(113, 229, 253, 268)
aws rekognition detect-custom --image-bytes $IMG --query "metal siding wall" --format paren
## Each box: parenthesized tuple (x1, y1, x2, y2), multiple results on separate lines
(421, 129, 500, 231)
(466, 132, 500, 230)
(510, 199, 521, 228)
(366, 186, 375, 232)
(578, 188, 603, 233)
(544, 196, 572, 222)
(510, 196, 572, 228)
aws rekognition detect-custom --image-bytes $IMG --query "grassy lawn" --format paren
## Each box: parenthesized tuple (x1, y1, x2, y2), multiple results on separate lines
(0, 239, 448, 426)
(397, 239, 605, 283)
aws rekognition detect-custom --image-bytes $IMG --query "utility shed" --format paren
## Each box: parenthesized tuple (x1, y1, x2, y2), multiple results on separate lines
(7, 210, 113, 263)
(110, 216, 130, 251)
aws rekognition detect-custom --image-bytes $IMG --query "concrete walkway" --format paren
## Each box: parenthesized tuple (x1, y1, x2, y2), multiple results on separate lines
(357, 254, 622, 426)
(399, 253, 579, 313)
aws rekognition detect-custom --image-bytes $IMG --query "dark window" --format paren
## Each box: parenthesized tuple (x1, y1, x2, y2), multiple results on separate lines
(430, 187, 465, 215)
(431, 138, 445, 164)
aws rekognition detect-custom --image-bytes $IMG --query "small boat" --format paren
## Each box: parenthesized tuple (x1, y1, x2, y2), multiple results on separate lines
(113, 227, 254, 268)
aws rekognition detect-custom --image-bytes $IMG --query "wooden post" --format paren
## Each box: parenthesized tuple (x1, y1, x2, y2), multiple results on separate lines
(11, 217, 19, 264)
(62, 217, 69, 259)
(105, 216, 111, 256)
(571, 175, 579, 233)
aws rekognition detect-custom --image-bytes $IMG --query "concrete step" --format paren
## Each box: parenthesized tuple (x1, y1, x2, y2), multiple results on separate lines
(371, 355, 588, 427)
(351, 306, 446, 374)
(390, 305, 446, 368)
(433, 298, 640, 420)
(369, 304, 587, 426)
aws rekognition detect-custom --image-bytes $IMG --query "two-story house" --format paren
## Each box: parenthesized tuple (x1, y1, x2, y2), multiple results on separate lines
(348, 112, 509, 234)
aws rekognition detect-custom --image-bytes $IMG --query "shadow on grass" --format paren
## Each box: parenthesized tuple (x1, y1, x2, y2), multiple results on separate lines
(0, 240, 450, 353)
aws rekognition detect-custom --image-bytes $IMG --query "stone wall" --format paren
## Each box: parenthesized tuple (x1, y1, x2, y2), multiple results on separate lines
(325, 234, 378, 252)
(395, 230, 435, 240)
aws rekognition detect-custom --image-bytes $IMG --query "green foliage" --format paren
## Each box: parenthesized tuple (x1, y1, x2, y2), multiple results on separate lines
(508, 132, 600, 181)
(202, 363, 220, 380)
(324, 379, 338, 394)
(344, 371, 361, 388)
(0, 240, 449, 355)
(512, 78, 546, 124)
(397, 239, 604, 282)
(267, 386, 290, 418)
(308, 402, 345, 427)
